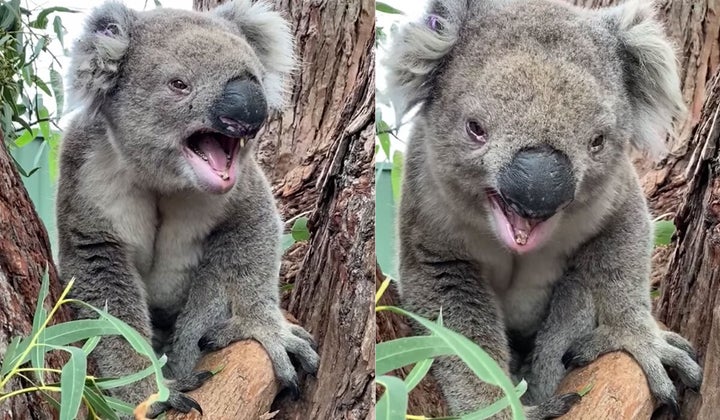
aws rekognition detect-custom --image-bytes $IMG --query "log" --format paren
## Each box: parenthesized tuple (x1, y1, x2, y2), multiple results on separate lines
(558, 352, 654, 420)
(165, 341, 278, 420)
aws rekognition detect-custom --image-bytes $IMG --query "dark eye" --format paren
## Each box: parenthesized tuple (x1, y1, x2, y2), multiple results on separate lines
(589, 134, 605, 153)
(466, 120, 487, 145)
(169, 79, 189, 92)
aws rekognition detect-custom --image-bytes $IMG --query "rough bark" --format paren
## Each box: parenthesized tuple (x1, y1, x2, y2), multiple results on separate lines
(656, 71, 720, 420)
(0, 131, 72, 419)
(192, 1, 376, 419)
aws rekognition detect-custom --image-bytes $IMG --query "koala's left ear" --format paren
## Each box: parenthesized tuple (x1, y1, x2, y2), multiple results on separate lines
(602, 0, 685, 158)
(212, 0, 294, 110)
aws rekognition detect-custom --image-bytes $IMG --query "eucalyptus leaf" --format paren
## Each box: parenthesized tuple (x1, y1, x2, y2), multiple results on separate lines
(376, 375, 407, 420)
(58, 346, 87, 420)
(376, 335, 451, 375)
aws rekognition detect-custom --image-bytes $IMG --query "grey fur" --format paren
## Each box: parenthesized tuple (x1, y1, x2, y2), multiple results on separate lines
(387, 0, 700, 418)
(57, 1, 317, 416)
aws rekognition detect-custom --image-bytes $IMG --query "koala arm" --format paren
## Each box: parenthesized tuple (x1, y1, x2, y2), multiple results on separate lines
(552, 191, 702, 410)
(58, 213, 156, 406)
(399, 238, 511, 416)
(168, 169, 318, 394)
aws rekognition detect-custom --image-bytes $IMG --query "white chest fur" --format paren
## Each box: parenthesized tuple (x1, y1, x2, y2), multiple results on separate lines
(80, 150, 228, 312)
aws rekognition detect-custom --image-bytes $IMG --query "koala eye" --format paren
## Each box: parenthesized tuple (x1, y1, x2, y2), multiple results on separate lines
(169, 79, 190, 92)
(589, 134, 605, 154)
(466, 120, 487, 146)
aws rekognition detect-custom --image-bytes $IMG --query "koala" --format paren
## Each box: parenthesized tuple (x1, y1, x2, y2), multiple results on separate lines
(386, 0, 702, 418)
(56, 1, 318, 417)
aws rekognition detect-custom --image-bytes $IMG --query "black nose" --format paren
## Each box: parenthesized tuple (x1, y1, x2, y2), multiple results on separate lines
(211, 78, 268, 137)
(496, 146, 575, 220)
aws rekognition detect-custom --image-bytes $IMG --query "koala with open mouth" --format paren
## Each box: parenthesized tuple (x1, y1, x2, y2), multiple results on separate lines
(56, 1, 318, 417)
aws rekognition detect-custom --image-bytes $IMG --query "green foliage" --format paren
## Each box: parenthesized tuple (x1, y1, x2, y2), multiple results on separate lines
(375, 279, 528, 420)
(281, 216, 311, 251)
(653, 219, 675, 247)
(0, 270, 169, 419)
(0, 0, 75, 177)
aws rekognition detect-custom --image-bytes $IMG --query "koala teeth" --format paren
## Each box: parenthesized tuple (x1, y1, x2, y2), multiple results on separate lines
(239, 138, 246, 148)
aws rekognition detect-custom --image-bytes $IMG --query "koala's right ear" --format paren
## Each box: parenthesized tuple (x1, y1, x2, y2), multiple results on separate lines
(68, 1, 136, 116)
(384, 0, 468, 122)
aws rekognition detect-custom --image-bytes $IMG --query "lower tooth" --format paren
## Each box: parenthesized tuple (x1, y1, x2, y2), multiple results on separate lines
(240, 139, 245, 148)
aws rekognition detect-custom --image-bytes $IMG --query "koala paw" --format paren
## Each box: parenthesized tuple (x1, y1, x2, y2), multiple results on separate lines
(525, 392, 581, 420)
(562, 326, 702, 413)
(144, 370, 212, 418)
(197, 315, 320, 396)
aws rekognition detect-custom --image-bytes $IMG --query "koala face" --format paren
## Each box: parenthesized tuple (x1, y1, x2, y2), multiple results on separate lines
(387, 0, 683, 253)
(68, 1, 293, 194)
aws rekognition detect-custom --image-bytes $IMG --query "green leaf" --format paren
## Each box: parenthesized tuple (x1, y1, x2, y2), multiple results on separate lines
(291, 217, 310, 242)
(50, 65, 64, 117)
(376, 119, 391, 161)
(81, 335, 102, 355)
(32, 75, 52, 96)
(391, 151, 403, 202)
(0, 336, 22, 375)
(281, 233, 295, 251)
(31, 36, 48, 61)
(654, 220, 675, 247)
(83, 380, 120, 420)
(404, 358, 433, 392)
(68, 300, 170, 402)
(95, 355, 167, 390)
(104, 396, 136, 415)
(30, 269, 51, 384)
(58, 346, 87, 420)
(38, 106, 51, 141)
(381, 306, 525, 419)
(376, 336, 451, 375)
(376, 375, 407, 420)
(32, 6, 77, 29)
(578, 382, 594, 397)
(53, 16, 65, 48)
(376, 2, 404, 14)
(464, 380, 527, 420)
(13, 128, 37, 147)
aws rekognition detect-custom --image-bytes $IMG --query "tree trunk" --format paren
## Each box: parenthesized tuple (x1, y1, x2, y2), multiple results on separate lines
(0, 130, 72, 419)
(191, 1, 375, 419)
(656, 70, 720, 420)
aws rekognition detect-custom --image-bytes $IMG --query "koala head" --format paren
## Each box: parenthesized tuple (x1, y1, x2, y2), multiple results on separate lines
(68, 0, 294, 194)
(386, 0, 683, 253)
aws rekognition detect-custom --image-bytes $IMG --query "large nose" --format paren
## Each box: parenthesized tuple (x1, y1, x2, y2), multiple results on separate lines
(211, 78, 268, 137)
(496, 146, 575, 220)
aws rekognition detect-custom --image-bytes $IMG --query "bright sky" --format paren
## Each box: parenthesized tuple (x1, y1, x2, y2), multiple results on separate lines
(376, 0, 427, 159)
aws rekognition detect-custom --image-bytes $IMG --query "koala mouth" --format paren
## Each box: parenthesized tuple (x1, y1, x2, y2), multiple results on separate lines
(183, 131, 245, 194)
(486, 190, 555, 254)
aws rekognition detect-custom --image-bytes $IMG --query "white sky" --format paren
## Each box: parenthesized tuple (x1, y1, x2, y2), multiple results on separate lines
(376, 0, 427, 160)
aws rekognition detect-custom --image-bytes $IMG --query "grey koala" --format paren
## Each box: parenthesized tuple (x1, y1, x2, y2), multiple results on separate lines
(385, 0, 702, 418)
(56, 1, 318, 417)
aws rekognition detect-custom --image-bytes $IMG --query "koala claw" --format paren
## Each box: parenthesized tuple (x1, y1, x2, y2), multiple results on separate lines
(563, 325, 702, 412)
(526, 392, 581, 420)
(145, 390, 203, 418)
(197, 316, 320, 395)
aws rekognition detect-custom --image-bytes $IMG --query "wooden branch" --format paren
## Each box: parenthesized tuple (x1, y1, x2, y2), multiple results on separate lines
(557, 352, 655, 420)
(137, 312, 304, 419)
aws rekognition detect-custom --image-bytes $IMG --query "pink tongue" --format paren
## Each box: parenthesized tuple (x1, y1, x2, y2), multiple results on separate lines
(505, 211, 535, 246)
(197, 135, 229, 173)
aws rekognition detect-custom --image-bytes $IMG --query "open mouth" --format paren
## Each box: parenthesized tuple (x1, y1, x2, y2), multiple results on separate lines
(486, 189, 555, 254)
(183, 130, 247, 194)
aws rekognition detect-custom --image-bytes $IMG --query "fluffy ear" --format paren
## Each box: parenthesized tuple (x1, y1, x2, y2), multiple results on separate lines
(213, 0, 295, 110)
(68, 1, 136, 116)
(603, 0, 685, 158)
(383, 0, 468, 122)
